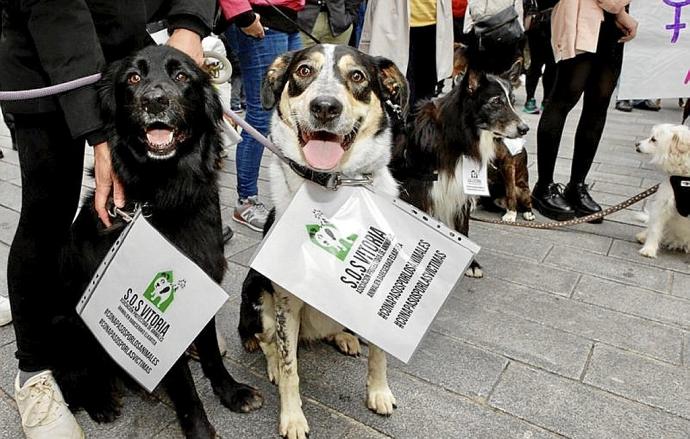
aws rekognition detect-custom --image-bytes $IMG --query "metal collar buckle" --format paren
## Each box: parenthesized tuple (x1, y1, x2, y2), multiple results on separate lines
(325, 174, 373, 190)
(108, 202, 152, 223)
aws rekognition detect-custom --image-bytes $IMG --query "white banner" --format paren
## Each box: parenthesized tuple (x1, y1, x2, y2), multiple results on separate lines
(619, 1, 690, 100)
(77, 213, 229, 392)
(250, 183, 480, 363)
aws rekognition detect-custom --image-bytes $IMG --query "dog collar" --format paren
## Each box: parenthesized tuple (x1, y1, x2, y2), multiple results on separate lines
(287, 160, 373, 190)
(670, 176, 690, 217)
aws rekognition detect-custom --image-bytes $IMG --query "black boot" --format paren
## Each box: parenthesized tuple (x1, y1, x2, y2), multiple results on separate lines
(531, 182, 576, 221)
(564, 182, 603, 223)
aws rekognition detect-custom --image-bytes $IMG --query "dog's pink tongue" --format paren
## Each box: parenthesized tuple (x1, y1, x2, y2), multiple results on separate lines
(302, 139, 344, 170)
(146, 129, 173, 146)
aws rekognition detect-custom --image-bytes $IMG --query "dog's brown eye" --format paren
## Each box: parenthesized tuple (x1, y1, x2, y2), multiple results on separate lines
(351, 71, 365, 83)
(296, 65, 313, 77)
(651, 137, 656, 143)
(127, 73, 141, 85)
(489, 96, 501, 104)
(174, 72, 189, 82)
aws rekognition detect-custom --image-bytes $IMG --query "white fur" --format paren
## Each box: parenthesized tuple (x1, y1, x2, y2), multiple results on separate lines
(261, 56, 400, 437)
(636, 124, 690, 258)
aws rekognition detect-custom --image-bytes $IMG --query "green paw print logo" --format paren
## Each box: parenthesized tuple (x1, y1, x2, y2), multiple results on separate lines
(143, 271, 186, 313)
(306, 210, 358, 261)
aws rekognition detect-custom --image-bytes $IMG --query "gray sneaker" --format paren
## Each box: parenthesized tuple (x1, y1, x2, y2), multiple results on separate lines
(233, 196, 270, 232)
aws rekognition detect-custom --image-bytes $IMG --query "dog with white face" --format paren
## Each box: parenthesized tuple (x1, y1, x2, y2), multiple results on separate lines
(635, 124, 690, 258)
(239, 44, 409, 439)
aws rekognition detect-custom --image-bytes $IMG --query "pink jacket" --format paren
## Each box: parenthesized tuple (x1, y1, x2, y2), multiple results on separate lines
(551, 0, 630, 62)
(219, 0, 304, 20)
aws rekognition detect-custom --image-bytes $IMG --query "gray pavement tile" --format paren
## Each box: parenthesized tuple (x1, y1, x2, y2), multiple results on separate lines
(590, 191, 645, 212)
(545, 245, 671, 293)
(219, 261, 250, 302)
(608, 239, 690, 275)
(583, 344, 690, 419)
(0, 243, 8, 295)
(587, 170, 644, 188)
(671, 272, 690, 300)
(478, 250, 581, 297)
(490, 363, 690, 439)
(592, 154, 642, 170)
(227, 244, 259, 268)
(0, 161, 20, 183)
(389, 330, 508, 399)
(0, 206, 19, 247)
(596, 163, 661, 181)
(685, 334, 690, 367)
(223, 227, 261, 259)
(470, 224, 552, 262)
(214, 297, 265, 368)
(290, 347, 558, 439)
(575, 275, 690, 330)
(0, 181, 20, 212)
(473, 221, 612, 255)
(0, 323, 14, 348)
(567, 219, 643, 244)
(0, 147, 19, 166)
(465, 276, 683, 364)
(340, 423, 391, 438)
(434, 297, 592, 378)
(591, 180, 648, 197)
(0, 395, 23, 439)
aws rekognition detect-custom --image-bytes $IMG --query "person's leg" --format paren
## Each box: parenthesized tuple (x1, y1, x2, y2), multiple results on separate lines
(532, 54, 594, 220)
(8, 112, 84, 438)
(407, 25, 437, 105)
(524, 30, 542, 103)
(8, 112, 85, 373)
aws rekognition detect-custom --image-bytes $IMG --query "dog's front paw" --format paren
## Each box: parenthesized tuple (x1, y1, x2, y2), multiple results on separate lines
(639, 246, 658, 259)
(522, 211, 536, 221)
(464, 264, 484, 278)
(635, 231, 647, 244)
(329, 332, 361, 356)
(85, 396, 122, 424)
(215, 383, 263, 413)
(242, 336, 261, 353)
(367, 385, 397, 416)
(279, 409, 310, 439)
(502, 210, 517, 222)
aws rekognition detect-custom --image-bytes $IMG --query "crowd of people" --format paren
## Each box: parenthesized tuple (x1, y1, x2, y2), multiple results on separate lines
(0, 0, 645, 437)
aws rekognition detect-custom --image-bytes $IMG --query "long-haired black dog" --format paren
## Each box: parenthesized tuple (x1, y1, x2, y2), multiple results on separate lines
(53, 45, 262, 438)
(390, 66, 528, 278)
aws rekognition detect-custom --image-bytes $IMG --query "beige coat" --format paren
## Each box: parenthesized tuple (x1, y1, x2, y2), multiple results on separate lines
(551, 0, 630, 62)
(359, 0, 454, 81)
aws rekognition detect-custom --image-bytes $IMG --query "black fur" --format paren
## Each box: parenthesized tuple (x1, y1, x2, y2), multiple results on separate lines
(53, 46, 262, 439)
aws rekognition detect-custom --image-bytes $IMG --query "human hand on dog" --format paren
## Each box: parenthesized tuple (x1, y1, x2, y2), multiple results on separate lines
(94, 142, 125, 228)
(167, 28, 204, 65)
(241, 13, 265, 39)
(615, 11, 638, 43)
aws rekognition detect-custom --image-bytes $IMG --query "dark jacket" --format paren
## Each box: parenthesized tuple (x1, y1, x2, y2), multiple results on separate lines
(297, 0, 361, 36)
(0, 0, 214, 144)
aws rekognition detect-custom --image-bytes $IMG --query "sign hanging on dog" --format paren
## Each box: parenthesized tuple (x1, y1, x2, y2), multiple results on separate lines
(618, 1, 690, 99)
(462, 157, 490, 196)
(77, 213, 229, 392)
(250, 183, 480, 362)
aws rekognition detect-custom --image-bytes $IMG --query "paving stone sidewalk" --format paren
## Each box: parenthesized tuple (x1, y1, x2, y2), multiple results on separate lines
(1, 91, 689, 438)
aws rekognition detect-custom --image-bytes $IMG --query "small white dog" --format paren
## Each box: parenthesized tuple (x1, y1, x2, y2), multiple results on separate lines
(635, 124, 690, 258)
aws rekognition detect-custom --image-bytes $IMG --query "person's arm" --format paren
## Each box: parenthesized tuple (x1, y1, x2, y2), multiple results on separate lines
(596, 0, 630, 14)
(615, 9, 637, 43)
(219, 0, 265, 38)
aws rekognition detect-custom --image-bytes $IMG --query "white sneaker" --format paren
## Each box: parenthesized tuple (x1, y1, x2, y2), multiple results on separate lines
(15, 371, 84, 439)
(0, 295, 11, 326)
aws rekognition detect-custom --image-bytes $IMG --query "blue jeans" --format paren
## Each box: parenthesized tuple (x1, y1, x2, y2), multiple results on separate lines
(226, 26, 302, 199)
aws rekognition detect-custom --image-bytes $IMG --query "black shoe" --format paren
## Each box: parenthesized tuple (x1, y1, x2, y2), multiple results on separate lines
(615, 100, 633, 112)
(222, 225, 234, 244)
(564, 182, 603, 224)
(532, 182, 576, 221)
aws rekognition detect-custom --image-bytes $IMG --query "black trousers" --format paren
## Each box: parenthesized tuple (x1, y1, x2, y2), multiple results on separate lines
(7, 112, 85, 371)
(536, 15, 623, 186)
(407, 24, 438, 106)
(524, 18, 555, 103)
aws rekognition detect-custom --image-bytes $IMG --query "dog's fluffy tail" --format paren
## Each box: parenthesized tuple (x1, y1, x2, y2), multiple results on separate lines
(635, 208, 650, 224)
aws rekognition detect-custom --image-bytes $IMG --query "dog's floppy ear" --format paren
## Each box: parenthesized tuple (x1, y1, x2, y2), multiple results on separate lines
(261, 51, 297, 110)
(374, 56, 410, 117)
(670, 128, 690, 155)
(501, 60, 522, 85)
(97, 59, 123, 122)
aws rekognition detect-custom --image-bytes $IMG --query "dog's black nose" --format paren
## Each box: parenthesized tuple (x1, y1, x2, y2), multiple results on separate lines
(141, 91, 170, 115)
(310, 97, 343, 123)
(517, 123, 529, 136)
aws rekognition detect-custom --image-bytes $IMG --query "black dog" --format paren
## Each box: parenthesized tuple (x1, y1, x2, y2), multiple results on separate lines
(390, 67, 528, 278)
(54, 46, 262, 438)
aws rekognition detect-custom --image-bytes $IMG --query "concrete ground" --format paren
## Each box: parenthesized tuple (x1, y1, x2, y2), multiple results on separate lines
(1, 89, 689, 439)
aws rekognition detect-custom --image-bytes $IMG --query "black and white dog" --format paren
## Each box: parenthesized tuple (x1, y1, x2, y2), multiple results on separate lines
(239, 44, 408, 439)
(390, 67, 528, 277)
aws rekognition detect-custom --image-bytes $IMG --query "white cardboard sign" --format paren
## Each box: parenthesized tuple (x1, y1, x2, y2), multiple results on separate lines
(250, 183, 480, 363)
(618, 1, 690, 99)
(462, 157, 490, 196)
(77, 213, 229, 392)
